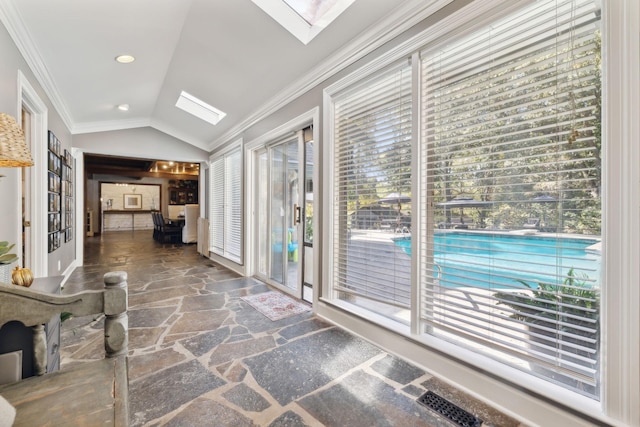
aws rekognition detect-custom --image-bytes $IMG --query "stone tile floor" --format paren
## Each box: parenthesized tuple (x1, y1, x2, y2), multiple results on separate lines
(60, 230, 519, 426)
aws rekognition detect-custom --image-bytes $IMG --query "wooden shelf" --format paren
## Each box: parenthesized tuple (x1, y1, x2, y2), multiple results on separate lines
(169, 179, 198, 205)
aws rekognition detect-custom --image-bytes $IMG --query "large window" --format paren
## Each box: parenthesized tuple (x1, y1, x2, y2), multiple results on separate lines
(331, 60, 413, 320)
(328, 0, 602, 400)
(210, 147, 242, 263)
(420, 0, 601, 399)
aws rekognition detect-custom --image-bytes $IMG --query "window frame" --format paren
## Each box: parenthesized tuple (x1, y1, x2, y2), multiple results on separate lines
(330, 57, 414, 314)
(321, 0, 640, 424)
(419, 0, 602, 399)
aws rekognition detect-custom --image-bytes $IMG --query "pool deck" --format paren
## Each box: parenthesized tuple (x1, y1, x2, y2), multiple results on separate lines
(344, 226, 601, 319)
(343, 227, 599, 393)
(346, 228, 550, 367)
(435, 227, 601, 240)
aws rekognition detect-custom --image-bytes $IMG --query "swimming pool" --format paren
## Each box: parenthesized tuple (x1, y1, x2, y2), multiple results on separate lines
(393, 231, 600, 289)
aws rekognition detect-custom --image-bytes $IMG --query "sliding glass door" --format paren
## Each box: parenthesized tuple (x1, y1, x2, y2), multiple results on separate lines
(255, 133, 304, 296)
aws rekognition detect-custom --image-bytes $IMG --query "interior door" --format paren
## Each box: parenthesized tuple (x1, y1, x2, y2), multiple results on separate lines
(255, 132, 304, 297)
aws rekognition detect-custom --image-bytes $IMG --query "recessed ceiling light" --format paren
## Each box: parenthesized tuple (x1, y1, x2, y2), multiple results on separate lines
(175, 91, 226, 126)
(117, 104, 129, 111)
(115, 54, 135, 64)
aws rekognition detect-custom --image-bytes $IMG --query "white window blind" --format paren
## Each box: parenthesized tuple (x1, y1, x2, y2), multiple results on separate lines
(420, 0, 601, 399)
(210, 157, 224, 254)
(226, 149, 242, 262)
(210, 147, 242, 263)
(332, 60, 413, 316)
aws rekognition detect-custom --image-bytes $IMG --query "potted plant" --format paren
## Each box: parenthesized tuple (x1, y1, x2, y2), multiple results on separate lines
(495, 269, 599, 389)
(0, 241, 18, 284)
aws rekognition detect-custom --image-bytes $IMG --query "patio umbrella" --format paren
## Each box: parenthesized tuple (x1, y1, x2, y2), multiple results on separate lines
(436, 197, 494, 209)
(436, 197, 494, 224)
(379, 192, 411, 211)
(530, 195, 557, 203)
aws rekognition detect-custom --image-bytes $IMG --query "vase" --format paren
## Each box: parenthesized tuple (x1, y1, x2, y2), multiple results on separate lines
(0, 262, 15, 284)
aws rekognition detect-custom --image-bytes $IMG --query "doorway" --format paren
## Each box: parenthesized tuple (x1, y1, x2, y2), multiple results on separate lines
(20, 108, 32, 268)
(18, 71, 48, 277)
(254, 128, 313, 300)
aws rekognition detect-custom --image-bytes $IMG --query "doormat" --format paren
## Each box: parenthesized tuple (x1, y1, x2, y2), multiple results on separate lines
(241, 291, 311, 321)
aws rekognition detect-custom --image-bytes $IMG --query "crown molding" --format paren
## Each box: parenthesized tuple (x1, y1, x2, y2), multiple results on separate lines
(0, 0, 75, 131)
(208, 0, 453, 151)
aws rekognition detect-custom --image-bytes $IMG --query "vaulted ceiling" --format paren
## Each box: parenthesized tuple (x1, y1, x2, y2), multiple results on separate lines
(0, 0, 441, 152)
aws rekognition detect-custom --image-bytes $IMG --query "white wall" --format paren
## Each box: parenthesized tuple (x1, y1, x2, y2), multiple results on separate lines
(0, 21, 75, 278)
(73, 127, 209, 163)
(100, 183, 159, 231)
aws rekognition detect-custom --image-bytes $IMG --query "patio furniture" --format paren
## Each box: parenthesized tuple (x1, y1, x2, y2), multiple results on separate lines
(450, 217, 473, 229)
(523, 218, 540, 229)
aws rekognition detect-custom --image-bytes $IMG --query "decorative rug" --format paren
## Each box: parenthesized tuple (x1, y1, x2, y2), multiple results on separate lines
(242, 291, 311, 321)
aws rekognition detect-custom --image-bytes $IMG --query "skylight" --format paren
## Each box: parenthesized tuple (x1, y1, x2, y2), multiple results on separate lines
(175, 91, 226, 126)
(283, 0, 337, 25)
(252, 0, 355, 45)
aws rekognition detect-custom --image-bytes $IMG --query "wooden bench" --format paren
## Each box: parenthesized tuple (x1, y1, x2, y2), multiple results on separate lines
(0, 271, 129, 426)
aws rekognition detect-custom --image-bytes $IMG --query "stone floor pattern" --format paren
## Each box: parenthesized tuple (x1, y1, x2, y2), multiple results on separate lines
(60, 230, 518, 427)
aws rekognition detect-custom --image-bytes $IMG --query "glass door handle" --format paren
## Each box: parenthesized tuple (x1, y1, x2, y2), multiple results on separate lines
(294, 204, 301, 225)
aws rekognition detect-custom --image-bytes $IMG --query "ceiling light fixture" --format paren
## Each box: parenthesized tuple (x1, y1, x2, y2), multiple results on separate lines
(115, 54, 135, 64)
(175, 91, 226, 126)
(117, 104, 129, 111)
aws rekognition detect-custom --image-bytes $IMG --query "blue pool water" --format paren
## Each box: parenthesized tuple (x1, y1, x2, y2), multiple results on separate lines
(393, 231, 600, 289)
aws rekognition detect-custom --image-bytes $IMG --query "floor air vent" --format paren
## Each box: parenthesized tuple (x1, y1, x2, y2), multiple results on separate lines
(417, 391, 483, 427)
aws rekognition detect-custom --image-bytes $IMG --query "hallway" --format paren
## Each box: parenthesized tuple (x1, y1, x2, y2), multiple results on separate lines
(60, 230, 515, 426)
